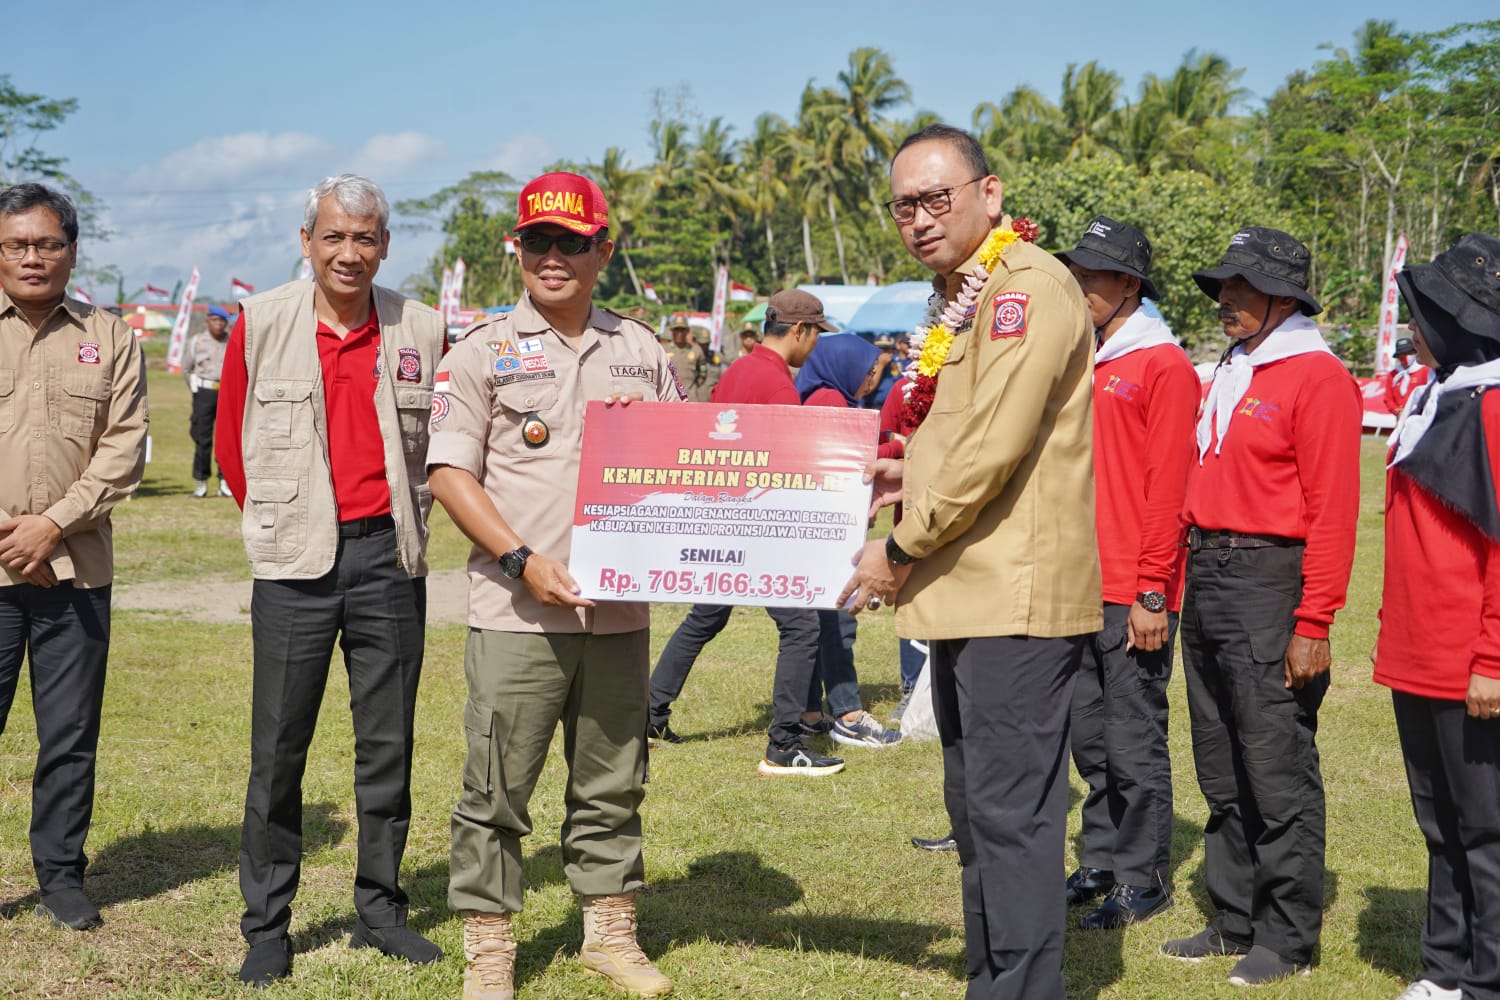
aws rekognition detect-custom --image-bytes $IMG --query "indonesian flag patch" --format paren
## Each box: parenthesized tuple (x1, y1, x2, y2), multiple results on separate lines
(78, 342, 101, 364)
(991, 291, 1030, 340)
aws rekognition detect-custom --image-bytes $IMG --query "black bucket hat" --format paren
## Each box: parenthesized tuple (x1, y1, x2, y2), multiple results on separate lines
(1394, 337, 1417, 357)
(1055, 216, 1160, 301)
(1397, 232, 1500, 342)
(1193, 226, 1322, 316)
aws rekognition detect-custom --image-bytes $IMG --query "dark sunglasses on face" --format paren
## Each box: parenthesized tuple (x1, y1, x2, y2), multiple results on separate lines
(517, 231, 597, 256)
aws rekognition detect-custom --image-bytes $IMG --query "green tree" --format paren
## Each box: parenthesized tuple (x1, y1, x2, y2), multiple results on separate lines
(394, 171, 519, 306)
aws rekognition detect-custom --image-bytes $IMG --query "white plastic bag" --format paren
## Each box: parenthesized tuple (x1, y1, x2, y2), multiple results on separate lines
(899, 641, 938, 742)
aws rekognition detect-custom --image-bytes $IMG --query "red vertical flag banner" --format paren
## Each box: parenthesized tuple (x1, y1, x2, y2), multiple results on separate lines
(165, 266, 201, 374)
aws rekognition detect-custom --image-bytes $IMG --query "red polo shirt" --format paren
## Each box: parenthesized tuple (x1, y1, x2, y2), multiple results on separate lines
(1375, 391, 1500, 701)
(1183, 352, 1362, 639)
(712, 344, 800, 405)
(216, 310, 392, 521)
(1094, 343, 1199, 610)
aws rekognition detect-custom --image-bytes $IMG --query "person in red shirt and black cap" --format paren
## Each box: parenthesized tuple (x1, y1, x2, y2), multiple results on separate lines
(1375, 232, 1500, 1000)
(1161, 227, 1362, 986)
(1055, 217, 1199, 929)
(1383, 336, 1432, 416)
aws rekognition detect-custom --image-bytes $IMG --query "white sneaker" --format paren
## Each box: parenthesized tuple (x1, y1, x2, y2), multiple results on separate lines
(1396, 980, 1462, 1000)
(218, 479, 233, 497)
(191, 480, 208, 498)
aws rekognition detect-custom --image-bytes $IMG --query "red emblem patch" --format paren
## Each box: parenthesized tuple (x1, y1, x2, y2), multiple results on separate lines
(397, 347, 422, 382)
(991, 291, 1030, 340)
(78, 342, 101, 364)
(430, 393, 450, 424)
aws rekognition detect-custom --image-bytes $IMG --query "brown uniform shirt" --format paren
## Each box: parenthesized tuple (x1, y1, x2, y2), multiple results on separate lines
(0, 292, 148, 587)
(427, 294, 685, 634)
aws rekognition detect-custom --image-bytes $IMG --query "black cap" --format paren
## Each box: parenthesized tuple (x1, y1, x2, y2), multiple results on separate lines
(1394, 337, 1417, 357)
(1055, 216, 1159, 301)
(1193, 226, 1321, 316)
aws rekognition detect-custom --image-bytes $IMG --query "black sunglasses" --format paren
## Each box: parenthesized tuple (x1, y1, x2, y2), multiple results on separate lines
(517, 231, 598, 256)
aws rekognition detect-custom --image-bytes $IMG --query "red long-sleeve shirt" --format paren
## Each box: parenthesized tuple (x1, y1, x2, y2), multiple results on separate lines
(877, 377, 908, 461)
(1375, 391, 1500, 701)
(1094, 344, 1199, 610)
(1183, 352, 1362, 639)
(215, 311, 392, 520)
(712, 344, 799, 405)
(1382, 363, 1430, 415)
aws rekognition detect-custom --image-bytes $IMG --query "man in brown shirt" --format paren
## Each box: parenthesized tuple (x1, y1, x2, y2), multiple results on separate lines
(429, 171, 679, 1000)
(0, 182, 148, 932)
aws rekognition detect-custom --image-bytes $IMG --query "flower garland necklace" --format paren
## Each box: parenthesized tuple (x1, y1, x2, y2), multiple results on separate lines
(899, 218, 1039, 433)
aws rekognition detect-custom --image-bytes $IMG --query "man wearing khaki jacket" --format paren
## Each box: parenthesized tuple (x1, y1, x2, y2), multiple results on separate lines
(0, 182, 147, 934)
(215, 174, 445, 988)
(842, 125, 1100, 1000)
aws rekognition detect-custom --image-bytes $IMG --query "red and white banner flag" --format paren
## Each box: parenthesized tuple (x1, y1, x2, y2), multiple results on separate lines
(729, 281, 755, 303)
(298, 257, 313, 281)
(69, 286, 93, 305)
(1374, 233, 1410, 376)
(503, 236, 517, 256)
(231, 277, 254, 300)
(709, 264, 729, 353)
(145, 283, 172, 302)
(447, 259, 467, 326)
(166, 266, 202, 374)
(642, 282, 660, 303)
(439, 266, 453, 316)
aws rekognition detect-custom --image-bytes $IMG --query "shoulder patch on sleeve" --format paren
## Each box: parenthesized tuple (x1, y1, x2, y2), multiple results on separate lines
(991, 291, 1030, 340)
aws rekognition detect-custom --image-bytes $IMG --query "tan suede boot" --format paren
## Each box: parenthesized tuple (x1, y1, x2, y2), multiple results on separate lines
(579, 893, 672, 997)
(462, 911, 516, 1000)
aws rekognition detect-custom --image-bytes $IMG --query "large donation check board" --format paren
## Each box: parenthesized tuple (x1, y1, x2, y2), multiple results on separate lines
(570, 401, 878, 608)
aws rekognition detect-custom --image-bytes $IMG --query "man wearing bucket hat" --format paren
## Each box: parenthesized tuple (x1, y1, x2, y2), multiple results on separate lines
(1162, 227, 1362, 985)
(1375, 232, 1500, 1000)
(184, 304, 233, 496)
(666, 317, 703, 399)
(1382, 336, 1431, 416)
(428, 170, 680, 999)
(1055, 217, 1199, 930)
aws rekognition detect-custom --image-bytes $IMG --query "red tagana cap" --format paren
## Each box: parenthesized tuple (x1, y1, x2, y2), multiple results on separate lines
(516, 171, 609, 236)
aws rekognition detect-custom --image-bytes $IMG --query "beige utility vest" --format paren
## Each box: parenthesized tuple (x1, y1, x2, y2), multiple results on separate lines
(237, 280, 443, 580)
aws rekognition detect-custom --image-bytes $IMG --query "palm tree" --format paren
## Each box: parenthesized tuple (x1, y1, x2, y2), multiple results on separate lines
(690, 117, 749, 266)
(833, 47, 912, 228)
(739, 113, 792, 286)
(587, 147, 646, 294)
(1058, 61, 1123, 159)
(972, 86, 1066, 174)
(794, 83, 862, 283)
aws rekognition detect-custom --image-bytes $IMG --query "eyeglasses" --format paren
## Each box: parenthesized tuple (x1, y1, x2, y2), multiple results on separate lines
(884, 177, 985, 224)
(0, 239, 70, 261)
(517, 231, 598, 256)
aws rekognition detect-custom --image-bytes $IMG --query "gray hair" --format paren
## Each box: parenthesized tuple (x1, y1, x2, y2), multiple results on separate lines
(303, 174, 390, 234)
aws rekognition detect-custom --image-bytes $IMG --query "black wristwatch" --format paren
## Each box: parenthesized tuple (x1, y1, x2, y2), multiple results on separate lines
(1136, 590, 1167, 613)
(498, 545, 533, 580)
(885, 535, 917, 566)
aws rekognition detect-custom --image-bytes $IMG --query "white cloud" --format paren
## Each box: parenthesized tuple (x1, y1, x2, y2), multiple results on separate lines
(483, 134, 556, 179)
(352, 131, 448, 179)
(127, 131, 337, 192)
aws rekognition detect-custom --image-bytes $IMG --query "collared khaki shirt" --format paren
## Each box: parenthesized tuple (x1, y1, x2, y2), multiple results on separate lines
(0, 292, 148, 587)
(185, 328, 228, 383)
(428, 294, 685, 634)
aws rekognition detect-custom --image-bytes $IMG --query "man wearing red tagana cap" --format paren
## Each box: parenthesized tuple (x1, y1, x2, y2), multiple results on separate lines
(430, 171, 679, 1000)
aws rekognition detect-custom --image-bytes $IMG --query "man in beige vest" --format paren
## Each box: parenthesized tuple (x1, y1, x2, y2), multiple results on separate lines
(214, 174, 446, 988)
(0, 182, 147, 933)
(429, 170, 678, 999)
(841, 125, 1100, 1000)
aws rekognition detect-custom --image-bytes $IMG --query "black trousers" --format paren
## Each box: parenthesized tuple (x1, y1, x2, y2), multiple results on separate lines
(932, 633, 1083, 1000)
(239, 527, 426, 944)
(0, 583, 110, 896)
(1392, 690, 1500, 999)
(189, 387, 218, 482)
(1071, 602, 1176, 886)
(1181, 543, 1327, 965)
(648, 602, 818, 748)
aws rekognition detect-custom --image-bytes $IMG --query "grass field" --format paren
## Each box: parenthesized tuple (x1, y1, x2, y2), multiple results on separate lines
(0, 356, 1425, 998)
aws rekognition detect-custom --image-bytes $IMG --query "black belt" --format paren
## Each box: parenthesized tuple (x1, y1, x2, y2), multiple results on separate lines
(1185, 526, 1303, 552)
(338, 514, 394, 538)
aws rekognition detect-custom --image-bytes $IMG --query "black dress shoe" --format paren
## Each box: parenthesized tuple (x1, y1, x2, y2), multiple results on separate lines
(1064, 866, 1115, 906)
(239, 938, 292, 988)
(349, 919, 443, 964)
(911, 832, 958, 852)
(35, 888, 102, 930)
(1079, 882, 1173, 929)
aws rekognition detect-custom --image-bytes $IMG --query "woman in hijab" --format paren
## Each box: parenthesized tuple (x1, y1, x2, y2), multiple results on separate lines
(792, 335, 901, 747)
(1375, 232, 1500, 1000)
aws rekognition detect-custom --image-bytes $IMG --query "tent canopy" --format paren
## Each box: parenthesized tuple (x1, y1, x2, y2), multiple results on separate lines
(842, 282, 934, 337)
(796, 284, 880, 331)
(741, 301, 767, 325)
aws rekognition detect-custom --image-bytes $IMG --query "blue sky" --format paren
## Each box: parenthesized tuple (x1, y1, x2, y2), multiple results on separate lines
(8, 0, 1487, 302)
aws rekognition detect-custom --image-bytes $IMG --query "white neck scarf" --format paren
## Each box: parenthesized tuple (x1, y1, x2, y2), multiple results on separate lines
(1389, 356, 1500, 467)
(1392, 358, 1426, 395)
(1095, 310, 1178, 365)
(1195, 314, 1332, 462)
